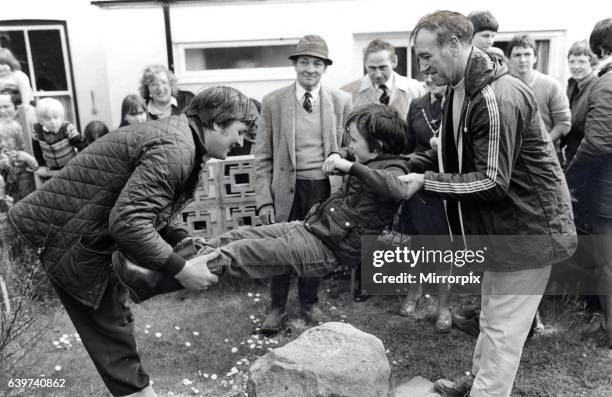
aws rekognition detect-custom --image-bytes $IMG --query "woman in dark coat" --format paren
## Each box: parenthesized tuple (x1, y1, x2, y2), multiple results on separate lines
(397, 77, 451, 332)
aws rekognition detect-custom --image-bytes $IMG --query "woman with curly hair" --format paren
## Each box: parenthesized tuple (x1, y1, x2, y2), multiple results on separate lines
(138, 64, 194, 120)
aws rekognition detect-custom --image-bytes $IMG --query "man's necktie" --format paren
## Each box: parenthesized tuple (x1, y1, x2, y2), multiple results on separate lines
(379, 84, 390, 105)
(303, 92, 312, 113)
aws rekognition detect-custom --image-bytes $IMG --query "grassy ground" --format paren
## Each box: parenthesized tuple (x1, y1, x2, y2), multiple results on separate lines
(1, 275, 611, 397)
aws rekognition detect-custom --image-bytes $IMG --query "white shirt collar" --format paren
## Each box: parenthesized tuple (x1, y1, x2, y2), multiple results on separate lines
(296, 82, 321, 103)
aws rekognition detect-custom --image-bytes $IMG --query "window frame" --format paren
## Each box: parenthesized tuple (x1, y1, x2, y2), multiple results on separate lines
(352, 32, 415, 79)
(353, 29, 566, 83)
(493, 30, 566, 80)
(0, 20, 79, 128)
(174, 38, 300, 85)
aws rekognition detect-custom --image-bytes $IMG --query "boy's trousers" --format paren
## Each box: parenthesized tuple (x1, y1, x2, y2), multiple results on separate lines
(470, 265, 551, 397)
(206, 221, 337, 280)
(53, 275, 150, 396)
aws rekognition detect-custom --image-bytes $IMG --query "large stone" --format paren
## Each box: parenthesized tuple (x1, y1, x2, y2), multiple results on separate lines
(248, 322, 390, 397)
(392, 376, 441, 397)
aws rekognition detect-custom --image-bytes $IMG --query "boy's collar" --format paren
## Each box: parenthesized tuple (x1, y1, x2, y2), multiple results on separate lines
(42, 125, 60, 134)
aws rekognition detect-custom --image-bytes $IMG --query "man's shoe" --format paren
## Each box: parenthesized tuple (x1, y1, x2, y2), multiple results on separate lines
(261, 307, 287, 335)
(353, 290, 371, 302)
(435, 309, 452, 333)
(433, 374, 474, 397)
(300, 303, 325, 325)
(452, 310, 480, 337)
(399, 297, 418, 317)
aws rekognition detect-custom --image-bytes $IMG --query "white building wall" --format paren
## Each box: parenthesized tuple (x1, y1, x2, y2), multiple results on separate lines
(97, 4, 166, 127)
(4, 0, 612, 128)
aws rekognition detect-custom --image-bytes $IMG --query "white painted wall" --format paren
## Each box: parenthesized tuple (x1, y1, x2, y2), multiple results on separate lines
(2, 0, 113, 130)
(4, 0, 611, 128)
(97, 4, 166, 128)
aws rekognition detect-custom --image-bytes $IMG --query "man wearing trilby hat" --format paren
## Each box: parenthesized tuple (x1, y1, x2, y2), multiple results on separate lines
(254, 34, 353, 334)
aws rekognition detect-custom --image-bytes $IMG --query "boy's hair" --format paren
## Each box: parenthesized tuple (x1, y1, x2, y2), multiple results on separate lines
(467, 11, 499, 34)
(590, 18, 612, 59)
(568, 40, 599, 67)
(0, 119, 24, 150)
(119, 94, 147, 127)
(0, 85, 22, 107)
(139, 64, 179, 101)
(185, 86, 258, 130)
(364, 39, 395, 62)
(345, 103, 407, 155)
(83, 120, 110, 145)
(506, 34, 537, 57)
(35, 98, 65, 119)
(411, 10, 474, 46)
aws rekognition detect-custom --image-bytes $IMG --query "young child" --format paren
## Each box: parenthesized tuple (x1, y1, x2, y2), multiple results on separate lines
(32, 98, 85, 177)
(119, 94, 147, 128)
(0, 120, 37, 202)
(83, 120, 109, 147)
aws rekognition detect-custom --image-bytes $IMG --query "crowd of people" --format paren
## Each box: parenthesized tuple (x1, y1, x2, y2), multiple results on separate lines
(0, 8, 611, 397)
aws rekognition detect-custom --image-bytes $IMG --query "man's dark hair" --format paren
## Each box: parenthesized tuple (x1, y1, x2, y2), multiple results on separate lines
(185, 86, 258, 130)
(590, 18, 612, 59)
(345, 103, 407, 155)
(364, 39, 396, 62)
(411, 10, 474, 46)
(467, 11, 499, 34)
(506, 34, 537, 57)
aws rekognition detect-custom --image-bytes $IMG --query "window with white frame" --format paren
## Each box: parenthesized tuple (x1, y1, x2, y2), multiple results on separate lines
(175, 39, 299, 84)
(0, 21, 78, 126)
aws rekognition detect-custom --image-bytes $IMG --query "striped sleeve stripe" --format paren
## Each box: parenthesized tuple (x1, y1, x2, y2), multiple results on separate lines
(424, 85, 500, 194)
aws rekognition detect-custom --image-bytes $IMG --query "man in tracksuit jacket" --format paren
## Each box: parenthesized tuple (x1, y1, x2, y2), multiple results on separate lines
(401, 11, 577, 397)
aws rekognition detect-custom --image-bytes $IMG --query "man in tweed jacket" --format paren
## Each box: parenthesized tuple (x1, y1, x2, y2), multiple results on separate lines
(254, 35, 353, 333)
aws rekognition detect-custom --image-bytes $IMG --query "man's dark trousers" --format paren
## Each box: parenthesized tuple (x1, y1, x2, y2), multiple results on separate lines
(53, 275, 149, 396)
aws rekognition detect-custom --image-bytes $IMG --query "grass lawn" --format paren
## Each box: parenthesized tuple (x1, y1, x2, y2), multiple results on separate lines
(1, 276, 611, 397)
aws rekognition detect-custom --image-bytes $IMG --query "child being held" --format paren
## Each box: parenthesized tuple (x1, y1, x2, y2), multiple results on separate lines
(0, 119, 37, 202)
(117, 104, 413, 303)
(32, 98, 85, 177)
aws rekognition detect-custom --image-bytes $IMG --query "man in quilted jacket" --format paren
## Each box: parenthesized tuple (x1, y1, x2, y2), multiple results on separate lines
(8, 86, 258, 397)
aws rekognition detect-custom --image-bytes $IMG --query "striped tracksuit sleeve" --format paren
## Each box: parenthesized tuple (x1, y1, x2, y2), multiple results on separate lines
(423, 86, 516, 202)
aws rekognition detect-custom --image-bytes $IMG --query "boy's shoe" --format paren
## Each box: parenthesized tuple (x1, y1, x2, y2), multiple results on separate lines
(113, 237, 222, 303)
(261, 307, 287, 335)
(433, 374, 474, 397)
(113, 250, 183, 304)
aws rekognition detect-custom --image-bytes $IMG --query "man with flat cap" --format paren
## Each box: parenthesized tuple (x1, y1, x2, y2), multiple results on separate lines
(254, 34, 353, 334)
